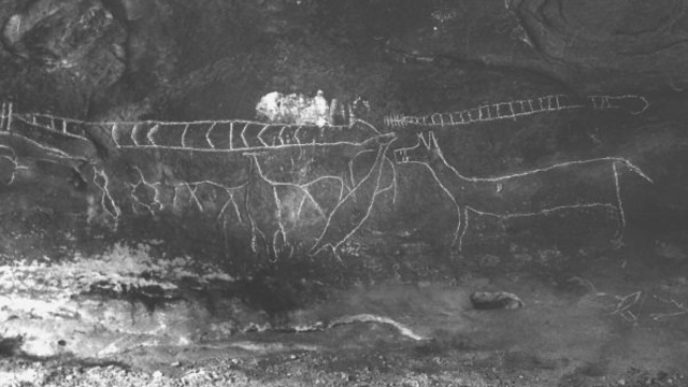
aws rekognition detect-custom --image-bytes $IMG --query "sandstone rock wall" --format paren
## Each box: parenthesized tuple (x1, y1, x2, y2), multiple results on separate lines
(0, 0, 686, 273)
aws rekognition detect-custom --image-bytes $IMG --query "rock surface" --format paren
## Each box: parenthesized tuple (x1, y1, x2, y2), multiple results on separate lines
(0, 0, 687, 385)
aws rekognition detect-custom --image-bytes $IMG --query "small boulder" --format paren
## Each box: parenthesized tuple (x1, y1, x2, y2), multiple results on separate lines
(470, 291, 524, 310)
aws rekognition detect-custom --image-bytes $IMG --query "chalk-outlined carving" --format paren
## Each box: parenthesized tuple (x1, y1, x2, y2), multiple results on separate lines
(11, 111, 378, 153)
(384, 94, 649, 128)
(1, 102, 92, 187)
(3, 105, 384, 157)
(83, 111, 391, 260)
(394, 131, 653, 250)
(109, 118, 378, 151)
(348, 148, 399, 204)
(244, 133, 397, 260)
(125, 163, 247, 222)
(309, 134, 396, 258)
(0, 103, 20, 184)
(1, 104, 78, 160)
(0, 100, 655, 260)
(187, 180, 246, 222)
(1, 102, 14, 133)
(0, 104, 388, 259)
(247, 153, 332, 220)
(92, 167, 122, 223)
(0, 144, 21, 185)
(11, 111, 91, 144)
(127, 166, 166, 216)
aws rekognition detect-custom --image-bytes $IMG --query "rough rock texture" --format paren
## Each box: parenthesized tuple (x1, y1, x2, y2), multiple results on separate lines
(509, 0, 688, 91)
(0, 0, 687, 385)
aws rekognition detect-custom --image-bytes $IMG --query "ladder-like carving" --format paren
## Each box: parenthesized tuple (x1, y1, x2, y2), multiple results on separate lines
(385, 94, 649, 128)
(109, 119, 381, 151)
(3, 104, 384, 154)
(0, 102, 13, 132)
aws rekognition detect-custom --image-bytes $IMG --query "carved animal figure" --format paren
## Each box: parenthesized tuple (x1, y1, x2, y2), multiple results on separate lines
(394, 131, 653, 250)
(0, 144, 20, 185)
(310, 133, 396, 258)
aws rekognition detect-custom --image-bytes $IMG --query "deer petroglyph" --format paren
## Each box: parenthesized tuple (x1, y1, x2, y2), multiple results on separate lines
(394, 131, 653, 250)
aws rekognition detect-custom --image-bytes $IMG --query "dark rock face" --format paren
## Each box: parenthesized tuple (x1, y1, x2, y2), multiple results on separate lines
(509, 0, 688, 91)
(0, 0, 687, 274)
(2, 5, 688, 384)
(385, 0, 688, 93)
(1, 0, 127, 113)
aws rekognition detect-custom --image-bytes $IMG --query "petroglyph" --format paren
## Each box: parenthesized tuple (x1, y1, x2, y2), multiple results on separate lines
(0, 104, 388, 258)
(127, 166, 165, 216)
(247, 153, 335, 221)
(0, 144, 21, 185)
(384, 94, 649, 128)
(0, 100, 654, 260)
(0, 104, 19, 184)
(108, 118, 379, 152)
(394, 131, 652, 250)
(0, 103, 92, 188)
(12, 112, 90, 143)
(23, 114, 378, 152)
(92, 167, 122, 223)
(1, 103, 95, 172)
(94, 114, 387, 260)
(349, 148, 399, 204)
(124, 162, 247, 222)
(247, 134, 386, 188)
(310, 134, 396, 258)
(2, 104, 381, 155)
(1, 102, 14, 132)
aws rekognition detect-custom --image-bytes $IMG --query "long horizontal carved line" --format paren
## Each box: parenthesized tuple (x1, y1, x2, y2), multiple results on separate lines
(2, 103, 382, 152)
(384, 94, 649, 128)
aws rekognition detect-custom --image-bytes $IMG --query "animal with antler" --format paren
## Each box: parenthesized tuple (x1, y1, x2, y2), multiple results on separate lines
(394, 131, 653, 250)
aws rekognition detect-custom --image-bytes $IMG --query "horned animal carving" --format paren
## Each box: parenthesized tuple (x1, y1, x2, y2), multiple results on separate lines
(0, 99, 656, 261)
(394, 132, 653, 250)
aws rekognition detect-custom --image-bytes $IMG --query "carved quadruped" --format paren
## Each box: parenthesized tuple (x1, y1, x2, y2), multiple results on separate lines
(309, 134, 396, 258)
(0, 100, 654, 260)
(395, 130, 652, 250)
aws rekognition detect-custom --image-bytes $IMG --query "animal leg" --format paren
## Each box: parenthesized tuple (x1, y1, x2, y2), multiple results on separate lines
(612, 162, 626, 244)
(457, 206, 470, 252)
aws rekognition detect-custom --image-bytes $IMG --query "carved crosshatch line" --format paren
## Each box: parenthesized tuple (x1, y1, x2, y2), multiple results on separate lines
(384, 94, 649, 128)
(106, 118, 383, 152)
(93, 167, 122, 223)
(3, 104, 381, 152)
(0, 102, 13, 132)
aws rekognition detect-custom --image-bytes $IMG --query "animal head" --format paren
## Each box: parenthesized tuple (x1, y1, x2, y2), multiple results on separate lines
(373, 132, 397, 146)
(393, 131, 444, 164)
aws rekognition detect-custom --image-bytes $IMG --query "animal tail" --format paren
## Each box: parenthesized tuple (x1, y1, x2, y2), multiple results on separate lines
(620, 159, 653, 183)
